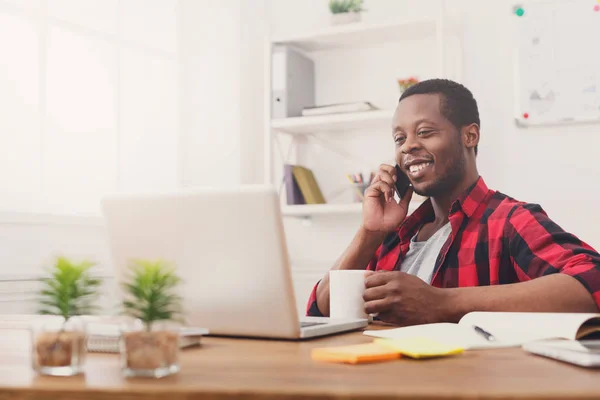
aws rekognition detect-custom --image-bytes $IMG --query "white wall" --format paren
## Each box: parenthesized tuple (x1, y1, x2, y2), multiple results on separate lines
(0, 0, 179, 310)
(261, 0, 600, 312)
(0, 213, 116, 314)
(179, 0, 242, 186)
(239, 0, 267, 185)
(0, 0, 268, 308)
(0, 0, 179, 216)
(0, 0, 268, 310)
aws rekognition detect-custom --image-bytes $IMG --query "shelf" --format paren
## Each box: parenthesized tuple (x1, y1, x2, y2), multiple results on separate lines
(282, 203, 362, 217)
(271, 109, 394, 135)
(271, 18, 437, 52)
(282, 200, 423, 218)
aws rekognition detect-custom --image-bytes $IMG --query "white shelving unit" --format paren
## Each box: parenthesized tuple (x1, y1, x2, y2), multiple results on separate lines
(263, 4, 462, 314)
(264, 2, 460, 218)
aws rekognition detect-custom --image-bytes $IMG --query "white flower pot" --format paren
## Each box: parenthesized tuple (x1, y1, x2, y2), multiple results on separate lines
(330, 12, 361, 25)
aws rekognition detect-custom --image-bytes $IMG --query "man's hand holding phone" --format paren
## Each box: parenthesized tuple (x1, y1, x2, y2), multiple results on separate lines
(362, 164, 413, 234)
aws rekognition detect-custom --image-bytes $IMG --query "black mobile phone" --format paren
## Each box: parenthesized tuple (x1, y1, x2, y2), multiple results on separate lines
(394, 164, 411, 199)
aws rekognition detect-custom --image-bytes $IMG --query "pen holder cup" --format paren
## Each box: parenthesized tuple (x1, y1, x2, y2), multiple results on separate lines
(351, 183, 369, 203)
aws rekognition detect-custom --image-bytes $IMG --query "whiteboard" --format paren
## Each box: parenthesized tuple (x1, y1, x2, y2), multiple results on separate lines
(514, 0, 600, 126)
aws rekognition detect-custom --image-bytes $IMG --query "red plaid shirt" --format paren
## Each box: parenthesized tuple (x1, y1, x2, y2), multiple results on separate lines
(306, 177, 600, 316)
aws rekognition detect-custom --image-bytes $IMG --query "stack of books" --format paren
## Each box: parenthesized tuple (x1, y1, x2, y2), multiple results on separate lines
(283, 164, 326, 205)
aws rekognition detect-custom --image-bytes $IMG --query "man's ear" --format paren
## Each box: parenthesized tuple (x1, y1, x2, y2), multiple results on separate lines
(462, 124, 480, 151)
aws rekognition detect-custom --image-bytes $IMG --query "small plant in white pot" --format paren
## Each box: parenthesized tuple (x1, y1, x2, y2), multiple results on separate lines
(120, 259, 183, 378)
(329, 0, 364, 25)
(33, 257, 102, 376)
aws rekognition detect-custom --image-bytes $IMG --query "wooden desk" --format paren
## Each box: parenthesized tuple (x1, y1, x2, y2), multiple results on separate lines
(1, 327, 600, 399)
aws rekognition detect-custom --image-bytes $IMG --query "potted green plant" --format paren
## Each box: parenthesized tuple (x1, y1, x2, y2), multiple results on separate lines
(120, 259, 183, 378)
(33, 257, 102, 376)
(329, 0, 364, 25)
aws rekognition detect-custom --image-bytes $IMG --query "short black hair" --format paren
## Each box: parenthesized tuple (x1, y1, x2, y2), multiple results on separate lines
(399, 79, 480, 155)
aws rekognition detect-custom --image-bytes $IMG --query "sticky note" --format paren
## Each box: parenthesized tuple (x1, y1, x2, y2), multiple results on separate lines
(374, 337, 464, 359)
(311, 343, 401, 364)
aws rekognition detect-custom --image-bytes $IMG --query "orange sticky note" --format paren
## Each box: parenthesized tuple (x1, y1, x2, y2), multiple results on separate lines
(311, 343, 401, 364)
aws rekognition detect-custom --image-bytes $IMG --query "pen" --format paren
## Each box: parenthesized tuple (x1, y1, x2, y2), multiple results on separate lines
(472, 325, 496, 342)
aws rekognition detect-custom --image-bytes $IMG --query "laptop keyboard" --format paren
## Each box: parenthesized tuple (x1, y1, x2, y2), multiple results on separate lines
(300, 321, 326, 328)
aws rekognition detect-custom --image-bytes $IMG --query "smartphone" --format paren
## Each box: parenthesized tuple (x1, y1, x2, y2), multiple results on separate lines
(394, 164, 411, 199)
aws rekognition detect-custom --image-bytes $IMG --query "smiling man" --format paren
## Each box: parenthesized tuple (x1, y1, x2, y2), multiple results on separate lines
(306, 79, 600, 326)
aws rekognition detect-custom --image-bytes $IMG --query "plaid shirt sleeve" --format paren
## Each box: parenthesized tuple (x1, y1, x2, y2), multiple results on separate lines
(506, 203, 600, 307)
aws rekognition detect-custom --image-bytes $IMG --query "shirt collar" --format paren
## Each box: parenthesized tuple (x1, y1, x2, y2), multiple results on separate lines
(452, 176, 488, 218)
(398, 176, 488, 237)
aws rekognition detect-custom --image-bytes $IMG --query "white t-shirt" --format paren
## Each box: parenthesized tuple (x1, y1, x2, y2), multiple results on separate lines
(399, 222, 452, 284)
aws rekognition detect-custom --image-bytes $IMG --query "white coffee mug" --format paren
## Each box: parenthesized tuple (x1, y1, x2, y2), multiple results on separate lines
(329, 270, 368, 319)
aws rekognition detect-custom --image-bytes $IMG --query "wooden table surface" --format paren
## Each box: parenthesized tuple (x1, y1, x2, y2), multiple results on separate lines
(1, 326, 600, 400)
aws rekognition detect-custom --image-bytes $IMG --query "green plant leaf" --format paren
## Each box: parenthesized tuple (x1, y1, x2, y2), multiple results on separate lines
(36, 256, 103, 320)
(329, 0, 364, 14)
(120, 259, 183, 328)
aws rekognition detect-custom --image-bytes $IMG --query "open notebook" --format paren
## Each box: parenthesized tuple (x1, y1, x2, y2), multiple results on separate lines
(364, 312, 600, 350)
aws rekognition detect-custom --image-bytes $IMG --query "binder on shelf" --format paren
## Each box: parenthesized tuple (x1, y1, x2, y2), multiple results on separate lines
(291, 165, 326, 205)
(271, 46, 315, 119)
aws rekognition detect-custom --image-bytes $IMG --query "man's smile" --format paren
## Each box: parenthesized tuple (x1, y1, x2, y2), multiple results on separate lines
(404, 158, 434, 180)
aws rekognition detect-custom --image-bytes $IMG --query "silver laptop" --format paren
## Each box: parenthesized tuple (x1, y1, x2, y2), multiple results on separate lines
(101, 185, 367, 339)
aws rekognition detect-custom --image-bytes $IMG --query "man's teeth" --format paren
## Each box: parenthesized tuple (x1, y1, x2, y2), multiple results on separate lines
(409, 162, 432, 173)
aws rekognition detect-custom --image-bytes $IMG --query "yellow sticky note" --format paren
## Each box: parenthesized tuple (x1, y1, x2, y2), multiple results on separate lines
(311, 343, 401, 364)
(374, 337, 464, 359)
